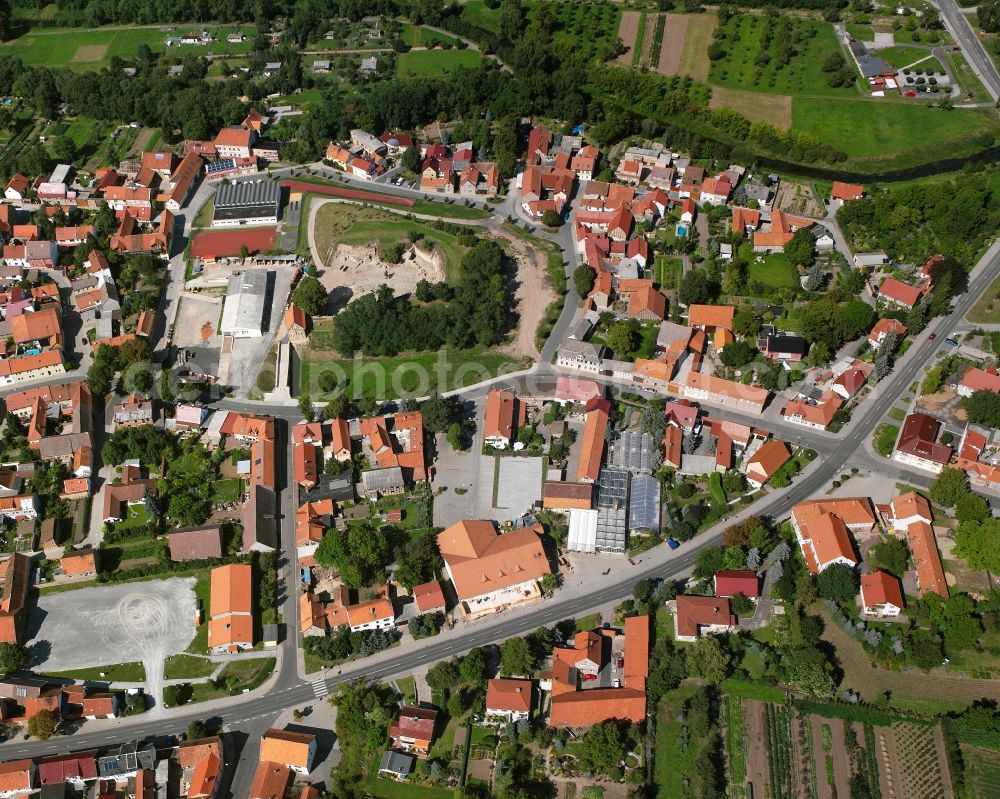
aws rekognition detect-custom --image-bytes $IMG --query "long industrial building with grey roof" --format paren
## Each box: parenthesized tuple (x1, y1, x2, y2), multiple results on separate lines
(212, 178, 282, 227)
(221, 270, 270, 338)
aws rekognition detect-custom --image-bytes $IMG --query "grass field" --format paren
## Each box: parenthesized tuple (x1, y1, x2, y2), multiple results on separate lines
(873, 423, 900, 457)
(964, 746, 1000, 799)
(460, 0, 501, 33)
(211, 478, 242, 501)
(748, 252, 799, 288)
(709, 14, 856, 96)
(44, 661, 146, 682)
(631, 12, 647, 67)
(655, 683, 706, 797)
(312, 202, 471, 280)
(675, 13, 716, 81)
(300, 349, 522, 399)
(396, 48, 482, 77)
(792, 98, 993, 163)
(188, 658, 275, 703)
(877, 45, 937, 68)
(846, 23, 874, 41)
(2, 24, 257, 69)
(411, 199, 490, 219)
(164, 654, 216, 680)
(710, 86, 793, 127)
(968, 272, 1000, 323)
(398, 24, 457, 48)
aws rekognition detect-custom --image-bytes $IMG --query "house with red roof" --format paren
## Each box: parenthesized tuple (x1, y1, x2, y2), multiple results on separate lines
(893, 412, 952, 473)
(486, 678, 533, 722)
(860, 570, 904, 618)
(869, 317, 907, 350)
(412, 580, 446, 614)
(831, 181, 864, 202)
(957, 366, 1000, 398)
(791, 498, 873, 574)
(714, 570, 760, 599)
(877, 278, 926, 310)
(673, 596, 736, 642)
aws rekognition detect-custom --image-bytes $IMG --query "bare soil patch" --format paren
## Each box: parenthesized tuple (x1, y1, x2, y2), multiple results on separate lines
(173, 294, 223, 348)
(73, 44, 108, 62)
(710, 86, 793, 128)
(775, 179, 823, 218)
(617, 11, 641, 65)
(744, 700, 769, 798)
(917, 386, 956, 411)
(492, 226, 556, 360)
(657, 14, 689, 75)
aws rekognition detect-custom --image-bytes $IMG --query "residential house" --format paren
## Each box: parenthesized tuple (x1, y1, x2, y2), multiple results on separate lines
(0, 760, 34, 798)
(259, 729, 316, 774)
(60, 549, 97, 579)
(576, 399, 610, 482)
(4, 174, 28, 202)
(208, 563, 254, 653)
(377, 752, 414, 781)
(791, 497, 874, 573)
(893, 412, 952, 473)
(0, 554, 31, 644)
(412, 580, 446, 615)
(763, 335, 806, 362)
(483, 387, 519, 449)
(176, 737, 223, 799)
(247, 761, 290, 799)
(957, 366, 1000, 398)
(113, 394, 153, 427)
(436, 520, 552, 616)
(673, 595, 735, 642)
(877, 278, 925, 310)
(831, 181, 863, 202)
(861, 570, 904, 618)
(681, 372, 769, 415)
(389, 707, 438, 756)
(744, 439, 791, 489)
(752, 210, 811, 253)
(82, 693, 119, 719)
(869, 317, 907, 350)
(167, 525, 224, 561)
(687, 304, 735, 332)
(556, 340, 603, 373)
(781, 393, 842, 430)
(485, 679, 533, 722)
(214, 127, 255, 159)
(714, 570, 760, 599)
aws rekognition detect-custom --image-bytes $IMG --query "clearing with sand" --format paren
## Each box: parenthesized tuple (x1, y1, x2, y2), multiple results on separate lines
(317, 240, 446, 302)
(658, 14, 715, 79)
(711, 86, 793, 128)
(617, 11, 641, 65)
(73, 44, 109, 63)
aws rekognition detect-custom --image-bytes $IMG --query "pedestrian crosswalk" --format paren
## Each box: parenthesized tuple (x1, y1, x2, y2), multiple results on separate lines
(311, 679, 329, 698)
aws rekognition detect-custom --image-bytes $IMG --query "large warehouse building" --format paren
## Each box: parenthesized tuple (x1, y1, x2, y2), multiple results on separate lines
(212, 178, 282, 227)
(220, 270, 270, 337)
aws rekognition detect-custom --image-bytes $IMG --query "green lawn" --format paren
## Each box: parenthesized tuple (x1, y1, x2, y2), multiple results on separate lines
(461, 0, 502, 33)
(574, 613, 601, 633)
(710, 14, 856, 97)
(396, 675, 417, 705)
(188, 658, 275, 703)
(656, 255, 684, 292)
(115, 503, 153, 531)
(888, 407, 906, 422)
(44, 661, 146, 682)
(398, 24, 458, 48)
(396, 48, 482, 77)
(186, 570, 212, 654)
(212, 478, 242, 502)
(747, 252, 799, 289)
(792, 98, 993, 164)
(364, 776, 455, 799)
(846, 24, 873, 41)
(300, 350, 522, 400)
(164, 654, 216, 680)
(873, 423, 900, 457)
(1, 24, 258, 69)
(968, 271, 1000, 323)
(875, 45, 932, 68)
(411, 199, 490, 219)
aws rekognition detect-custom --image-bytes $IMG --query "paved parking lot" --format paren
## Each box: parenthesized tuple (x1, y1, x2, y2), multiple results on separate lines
(28, 578, 198, 671)
(493, 456, 544, 519)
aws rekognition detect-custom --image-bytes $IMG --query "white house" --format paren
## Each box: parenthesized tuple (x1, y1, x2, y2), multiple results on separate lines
(485, 678, 533, 723)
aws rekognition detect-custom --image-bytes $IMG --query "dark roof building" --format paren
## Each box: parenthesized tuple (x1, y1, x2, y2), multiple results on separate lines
(212, 178, 281, 226)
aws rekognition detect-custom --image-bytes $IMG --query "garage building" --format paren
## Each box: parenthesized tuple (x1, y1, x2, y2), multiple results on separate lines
(212, 178, 282, 227)
(220, 270, 270, 338)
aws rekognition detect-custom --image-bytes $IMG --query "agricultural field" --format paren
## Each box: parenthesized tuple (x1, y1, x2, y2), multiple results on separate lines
(792, 98, 994, 166)
(709, 14, 857, 96)
(658, 13, 716, 80)
(396, 48, 483, 77)
(1, 23, 257, 69)
(710, 86, 792, 127)
(963, 746, 1000, 799)
(887, 722, 954, 799)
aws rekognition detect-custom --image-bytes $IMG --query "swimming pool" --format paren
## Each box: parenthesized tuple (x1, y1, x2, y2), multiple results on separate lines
(676, 224, 688, 237)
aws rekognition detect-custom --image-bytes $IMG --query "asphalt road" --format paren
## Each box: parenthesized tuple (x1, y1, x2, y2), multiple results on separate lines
(935, 0, 1000, 100)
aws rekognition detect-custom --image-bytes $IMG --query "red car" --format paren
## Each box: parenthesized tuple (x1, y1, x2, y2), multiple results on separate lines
(929, 333, 937, 341)
(582, 673, 598, 681)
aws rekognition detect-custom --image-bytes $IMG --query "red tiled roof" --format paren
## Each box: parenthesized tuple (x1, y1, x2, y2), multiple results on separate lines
(487, 678, 533, 713)
(714, 570, 760, 598)
(861, 569, 904, 610)
(548, 688, 646, 727)
(674, 595, 735, 638)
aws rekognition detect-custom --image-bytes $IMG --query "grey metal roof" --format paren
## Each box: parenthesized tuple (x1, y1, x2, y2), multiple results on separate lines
(221, 270, 269, 336)
(628, 473, 660, 532)
(97, 743, 155, 777)
(361, 466, 405, 494)
(379, 750, 413, 775)
(213, 178, 281, 221)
